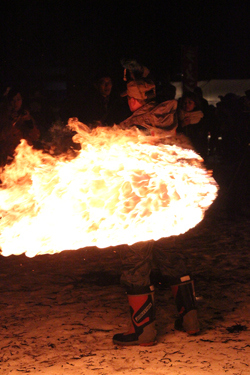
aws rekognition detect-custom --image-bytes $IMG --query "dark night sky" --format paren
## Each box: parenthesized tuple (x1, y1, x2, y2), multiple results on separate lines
(1, 1, 250, 89)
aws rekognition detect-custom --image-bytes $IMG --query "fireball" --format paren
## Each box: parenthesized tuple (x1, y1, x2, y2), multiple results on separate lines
(0, 119, 218, 257)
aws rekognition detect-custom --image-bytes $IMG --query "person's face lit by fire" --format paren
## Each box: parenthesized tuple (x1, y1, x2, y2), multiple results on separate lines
(98, 77, 113, 98)
(11, 92, 23, 113)
(127, 96, 143, 112)
(183, 97, 196, 112)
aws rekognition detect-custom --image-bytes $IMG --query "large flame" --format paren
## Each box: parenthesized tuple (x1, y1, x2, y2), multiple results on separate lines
(0, 119, 218, 257)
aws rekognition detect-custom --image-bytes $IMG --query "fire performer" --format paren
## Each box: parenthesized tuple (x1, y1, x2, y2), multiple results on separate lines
(113, 79, 200, 346)
(0, 79, 217, 346)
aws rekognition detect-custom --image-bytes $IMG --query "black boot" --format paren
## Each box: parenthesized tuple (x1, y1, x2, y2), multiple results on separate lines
(113, 285, 157, 346)
(171, 275, 200, 335)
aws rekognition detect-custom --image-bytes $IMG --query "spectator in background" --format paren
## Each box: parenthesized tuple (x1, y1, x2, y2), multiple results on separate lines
(193, 87, 209, 114)
(242, 89, 250, 113)
(0, 86, 40, 166)
(29, 87, 54, 139)
(194, 87, 219, 159)
(79, 71, 129, 128)
(216, 91, 250, 219)
(238, 89, 250, 149)
(177, 91, 207, 160)
(215, 93, 241, 164)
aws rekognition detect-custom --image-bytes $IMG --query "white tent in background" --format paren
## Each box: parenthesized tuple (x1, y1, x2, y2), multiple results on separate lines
(172, 79, 250, 106)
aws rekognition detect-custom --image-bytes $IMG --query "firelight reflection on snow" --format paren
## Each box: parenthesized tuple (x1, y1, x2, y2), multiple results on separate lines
(0, 119, 218, 257)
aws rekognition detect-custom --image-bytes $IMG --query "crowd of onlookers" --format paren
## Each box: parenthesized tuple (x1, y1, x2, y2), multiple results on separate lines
(1, 66, 250, 168)
(177, 87, 250, 165)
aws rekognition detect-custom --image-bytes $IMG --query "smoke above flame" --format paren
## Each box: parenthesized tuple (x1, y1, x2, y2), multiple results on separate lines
(0, 119, 218, 258)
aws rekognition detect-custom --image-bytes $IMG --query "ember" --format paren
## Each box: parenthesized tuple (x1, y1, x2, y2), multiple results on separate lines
(0, 119, 218, 257)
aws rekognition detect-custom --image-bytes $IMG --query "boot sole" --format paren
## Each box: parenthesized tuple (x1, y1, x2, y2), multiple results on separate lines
(113, 322, 157, 346)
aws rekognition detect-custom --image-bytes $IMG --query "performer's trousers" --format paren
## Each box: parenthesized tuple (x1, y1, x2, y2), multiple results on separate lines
(120, 237, 188, 288)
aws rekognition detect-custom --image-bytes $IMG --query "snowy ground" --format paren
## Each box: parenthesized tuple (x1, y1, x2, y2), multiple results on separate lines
(1, 162, 250, 375)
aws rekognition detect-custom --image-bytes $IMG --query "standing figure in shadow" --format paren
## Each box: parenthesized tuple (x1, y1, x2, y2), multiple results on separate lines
(79, 71, 129, 128)
(177, 91, 207, 160)
(0, 86, 40, 166)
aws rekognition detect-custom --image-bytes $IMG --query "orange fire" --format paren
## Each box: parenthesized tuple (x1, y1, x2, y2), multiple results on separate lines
(0, 119, 218, 257)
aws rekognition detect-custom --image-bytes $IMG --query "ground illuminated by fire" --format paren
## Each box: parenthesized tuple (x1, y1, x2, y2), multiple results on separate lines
(0, 120, 218, 257)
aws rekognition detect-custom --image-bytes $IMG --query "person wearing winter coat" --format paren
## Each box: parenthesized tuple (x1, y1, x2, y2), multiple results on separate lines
(0, 87, 40, 166)
(177, 91, 207, 159)
(113, 79, 200, 346)
(78, 71, 129, 128)
(119, 79, 178, 135)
